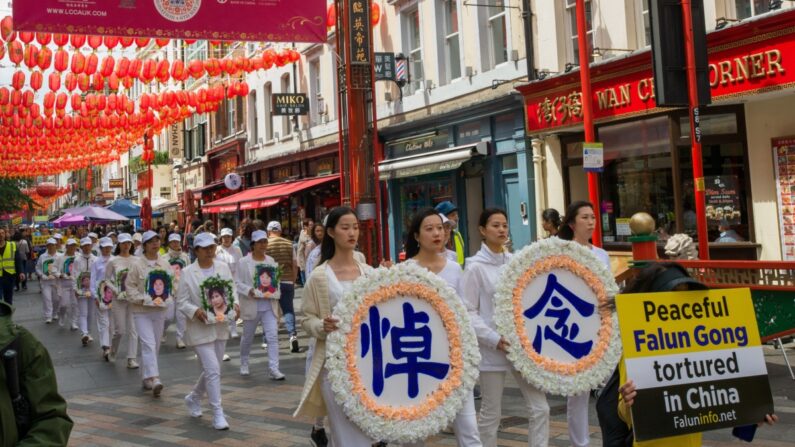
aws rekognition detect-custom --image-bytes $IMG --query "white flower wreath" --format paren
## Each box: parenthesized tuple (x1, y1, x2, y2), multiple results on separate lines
(325, 261, 481, 444)
(494, 237, 622, 396)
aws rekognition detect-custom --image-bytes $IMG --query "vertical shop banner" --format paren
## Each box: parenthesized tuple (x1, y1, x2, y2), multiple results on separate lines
(349, 0, 371, 64)
(704, 176, 741, 225)
(615, 289, 773, 442)
(772, 136, 795, 260)
(13, 1, 326, 43)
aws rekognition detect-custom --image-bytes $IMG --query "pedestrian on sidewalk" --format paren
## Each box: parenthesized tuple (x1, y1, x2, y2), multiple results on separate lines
(73, 238, 97, 347)
(296, 218, 314, 286)
(126, 230, 173, 397)
(233, 219, 254, 257)
(557, 201, 612, 447)
(55, 239, 79, 331)
(105, 233, 140, 369)
(178, 232, 237, 430)
(163, 233, 190, 349)
(13, 229, 30, 291)
(91, 237, 114, 361)
(295, 207, 374, 446)
(0, 228, 26, 306)
(266, 221, 300, 353)
(35, 238, 61, 324)
(235, 230, 285, 379)
(218, 227, 243, 340)
(461, 208, 550, 447)
(435, 201, 466, 267)
(404, 208, 482, 447)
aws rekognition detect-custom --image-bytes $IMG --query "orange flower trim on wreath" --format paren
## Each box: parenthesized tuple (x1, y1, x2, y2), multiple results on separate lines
(344, 282, 464, 421)
(511, 256, 613, 376)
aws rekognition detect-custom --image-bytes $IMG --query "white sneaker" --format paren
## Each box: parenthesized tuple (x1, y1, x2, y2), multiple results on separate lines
(185, 394, 202, 418)
(261, 342, 268, 349)
(70, 323, 78, 331)
(127, 359, 140, 369)
(45, 319, 52, 324)
(223, 354, 231, 362)
(87, 335, 94, 343)
(152, 379, 163, 397)
(52, 314, 59, 321)
(231, 332, 239, 339)
(161, 335, 167, 345)
(176, 339, 186, 349)
(240, 364, 250, 376)
(212, 413, 230, 430)
(269, 369, 286, 381)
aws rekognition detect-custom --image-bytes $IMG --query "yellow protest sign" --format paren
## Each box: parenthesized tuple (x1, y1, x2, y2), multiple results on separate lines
(615, 288, 773, 441)
(32, 235, 50, 247)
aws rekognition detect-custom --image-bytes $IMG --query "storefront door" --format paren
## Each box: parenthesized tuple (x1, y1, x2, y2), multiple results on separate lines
(503, 173, 529, 250)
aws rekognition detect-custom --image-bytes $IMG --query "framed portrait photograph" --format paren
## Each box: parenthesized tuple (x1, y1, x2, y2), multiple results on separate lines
(62, 256, 75, 278)
(116, 269, 128, 294)
(97, 280, 115, 310)
(77, 272, 92, 297)
(253, 264, 280, 296)
(200, 276, 235, 324)
(145, 269, 173, 307)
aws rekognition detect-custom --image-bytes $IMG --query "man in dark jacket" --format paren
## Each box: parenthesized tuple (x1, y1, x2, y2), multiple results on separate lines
(0, 301, 73, 445)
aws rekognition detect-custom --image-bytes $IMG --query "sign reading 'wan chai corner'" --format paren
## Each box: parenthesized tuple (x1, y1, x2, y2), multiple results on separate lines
(520, 13, 795, 132)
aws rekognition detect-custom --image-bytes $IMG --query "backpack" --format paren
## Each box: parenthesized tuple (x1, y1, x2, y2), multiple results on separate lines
(595, 367, 634, 447)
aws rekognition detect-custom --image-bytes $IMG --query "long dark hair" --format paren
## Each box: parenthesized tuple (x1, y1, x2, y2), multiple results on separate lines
(542, 208, 561, 229)
(405, 207, 444, 259)
(319, 207, 358, 265)
(310, 222, 324, 245)
(113, 241, 132, 256)
(557, 200, 594, 241)
(478, 208, 508, 228)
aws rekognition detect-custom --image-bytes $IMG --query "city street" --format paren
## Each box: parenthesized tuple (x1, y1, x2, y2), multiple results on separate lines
(9, 283, 795, 447)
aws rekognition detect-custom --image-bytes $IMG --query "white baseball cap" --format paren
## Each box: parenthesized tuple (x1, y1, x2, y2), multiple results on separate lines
(46, 238, 56, 245)
(266, 221, 281, 232)
(117, 233, 132, 244)
(251, 230, 268, 243)
(66, 238, 78, 246)
(80, 237, 92, 246)
(88, 232, 98, 239)
(99, 237, 113, 248)
(106, 231, 116, 237)
(168, 233, 181, 243)
(220, 228, 234, 237)
(194, 232, 216, 248)
(142, 230, 158, 244)
(53, 233, 63, 239)
(132, 233, 143, 243)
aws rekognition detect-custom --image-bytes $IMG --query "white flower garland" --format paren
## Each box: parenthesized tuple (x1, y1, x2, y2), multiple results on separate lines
(494, 237, 622, 396)
(325, 261, 481, 444)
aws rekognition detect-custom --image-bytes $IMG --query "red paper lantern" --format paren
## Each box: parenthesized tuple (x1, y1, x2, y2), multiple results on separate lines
(0, 16, 14, 42)
(103, 35, 119, 49)
(54, 49, 68, 72)
(155, 38, 170, 48)
(327, 4, 336, 28)
(71, 52, 86, 75)
(87, 35, 103, 50)
(36, 182, 59, 197)
(48, 72, 61, 91)
(135, 37, 151, 48)
(30, 71, 43, 91)
(23, 44, 39, 70)
(36, 32, 53, 46)
(119, 37, 134, 48)
(8, 41, 23, 65)
(372, 2, 381, 26)
(37, 46, 52, 70)
(11, 71, 24, 91)
(70, 34, 86, 49)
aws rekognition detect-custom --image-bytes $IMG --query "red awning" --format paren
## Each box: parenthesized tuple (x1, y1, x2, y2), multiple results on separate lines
(202, 174, 339, 214)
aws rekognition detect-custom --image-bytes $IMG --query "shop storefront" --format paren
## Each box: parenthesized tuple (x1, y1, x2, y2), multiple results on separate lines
(518, 9, 795, 260)
(201, 138, 245, 228)
(378, 96, 530, 260)
(176, 162, 205, 226)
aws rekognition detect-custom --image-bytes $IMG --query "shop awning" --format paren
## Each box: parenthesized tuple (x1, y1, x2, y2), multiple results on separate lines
(377, 141, 488, 180)
(202, 174, 339, 214)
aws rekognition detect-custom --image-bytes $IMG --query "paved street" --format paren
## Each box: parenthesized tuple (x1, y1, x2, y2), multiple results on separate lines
(7, 283, 795, 446)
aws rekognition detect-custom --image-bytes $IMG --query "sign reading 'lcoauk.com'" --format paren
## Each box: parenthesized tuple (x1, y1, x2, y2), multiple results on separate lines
(615, 288, 774, 441)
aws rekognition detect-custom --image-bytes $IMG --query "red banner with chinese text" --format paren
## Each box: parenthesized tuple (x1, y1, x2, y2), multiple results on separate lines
(13, 0, 326, 43)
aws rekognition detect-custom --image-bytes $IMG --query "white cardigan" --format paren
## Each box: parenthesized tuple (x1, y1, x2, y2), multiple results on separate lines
(234, 253, 281, 321)
(177, 260, 233, 347)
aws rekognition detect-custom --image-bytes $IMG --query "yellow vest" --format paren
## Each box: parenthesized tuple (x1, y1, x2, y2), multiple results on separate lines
(0, 242, 16, 275)
(453, 230, 465, 266)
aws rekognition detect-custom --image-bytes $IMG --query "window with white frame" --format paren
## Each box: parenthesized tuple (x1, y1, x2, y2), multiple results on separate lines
(226, 97, 237, 135)
(487, 1, 508, 67)
(248, 90, 258, 146)
(565, 0, 593, 66)
(443, 0, 462, 82)
(735, 0, 771, 19)
(309, 59, 321, 126)
(281, 74, 292, 137)
(636, 0, 651, 47)
(402, 7, 423, 93)
(263, 82, 273, 141)
(184, 41, 207, 62)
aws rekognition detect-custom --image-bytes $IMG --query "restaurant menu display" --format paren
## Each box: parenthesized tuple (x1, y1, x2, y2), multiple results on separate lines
(704, 176, 741, 225)
(772, 136, 795, 260)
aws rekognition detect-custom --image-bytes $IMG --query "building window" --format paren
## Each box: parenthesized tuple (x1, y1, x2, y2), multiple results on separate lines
(263, 82, 273, 141)
(226, 97, 236, 135)
(309, 59, 321, 126)
(636, 0, 651, 47)
(735, 0, 771, 20)
(487, 1, 508, 67)
(184, 41, 207, 63)
(184, 114, 206, 160)
(402, 7, 423, 94)
(248, 91, 258, 147)
(565, 0, 593, 66)
(281, 74, 292, 137)
(443, 0, 462, 82)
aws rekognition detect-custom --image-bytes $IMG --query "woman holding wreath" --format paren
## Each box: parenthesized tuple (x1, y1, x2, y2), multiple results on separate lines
(177, 232, 238, 431)
(125, 230, 173, 397)
(91, 237, 115, 361)
(105, 233, 140, 369)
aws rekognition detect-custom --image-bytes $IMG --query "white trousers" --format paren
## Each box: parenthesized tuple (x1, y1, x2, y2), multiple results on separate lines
(404, 393, 482, 447)
(319, 370, 374, 447)
(58, 282, 78, 326)
(40, 281, 57, 319)
(240, 309, 279, 372)
(229, 316, 238, 336)
(96, 306, 112, 348)
(479, 369, 550, 447)
(77, 295, 96, 337)
(567, 393, 590, 447)
(163, 299, 186, 340)
(133, 311, 166, 380)
(191, 340, 227, 415)
(111, 300, 139, 360)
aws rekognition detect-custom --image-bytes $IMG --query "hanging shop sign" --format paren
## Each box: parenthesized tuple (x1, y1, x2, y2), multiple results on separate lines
(772, 136, 795, 261)
(375, 52, 396, 81)
(168, 123, 184, 160)
(272, 94, 309, 116)
(519, 12, 795, 132)
(615, 288, 773, 441)
(109, 179, 124, 189)
(12, 1, 326, 43)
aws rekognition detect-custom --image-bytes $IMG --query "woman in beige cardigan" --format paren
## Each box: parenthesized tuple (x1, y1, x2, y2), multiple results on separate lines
(294, 207, 374, 446)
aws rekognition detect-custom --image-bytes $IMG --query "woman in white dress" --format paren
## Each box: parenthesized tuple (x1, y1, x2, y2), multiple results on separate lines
(91, 237, 115, 360)
(294, 207, 374, 447)
(105, 233, 140, 369)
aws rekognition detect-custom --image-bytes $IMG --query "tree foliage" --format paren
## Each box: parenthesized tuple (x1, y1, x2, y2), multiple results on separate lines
(0, 178, 37, 215)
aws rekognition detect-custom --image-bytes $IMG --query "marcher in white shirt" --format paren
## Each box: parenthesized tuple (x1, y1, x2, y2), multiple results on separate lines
(132, 232, 143, 257)
(55, 239, 79, 331)
(162, 233, 190, 349)
(88, 232, 99, 256)
(126, 230, 174, 397)
(35, 238, 61, 324)
(106, 233, 140, 369)
(73, 238, 97, 347)
(235, 230, 285, 379)
(216, 228, 242, 340)
(461, 209, 550, 447)
(178, 232, 238, 430)
(91, 237, 115, 360)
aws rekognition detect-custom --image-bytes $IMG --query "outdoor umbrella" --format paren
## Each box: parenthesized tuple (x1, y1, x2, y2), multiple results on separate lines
(53, 213, 86, 228)
(63, 205, 129, 221)
(107, 199, 141, 219)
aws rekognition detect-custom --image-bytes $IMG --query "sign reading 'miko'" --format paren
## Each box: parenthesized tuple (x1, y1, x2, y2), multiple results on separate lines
(273, 94, 308, 116)
(12, 1, 326, 43)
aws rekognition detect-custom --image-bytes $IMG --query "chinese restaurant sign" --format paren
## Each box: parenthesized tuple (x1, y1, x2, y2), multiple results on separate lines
(349, 0, 371, 64)
(13, 1, 326, 43)
(520, 13, 795, 132)
(615, 288, 773, 441)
